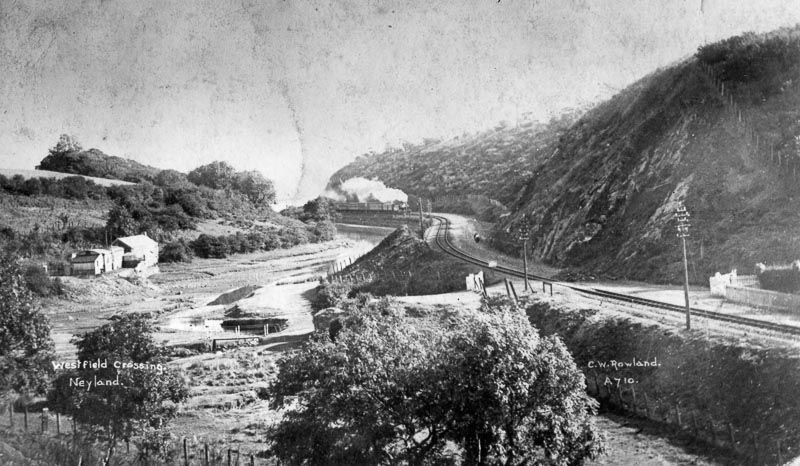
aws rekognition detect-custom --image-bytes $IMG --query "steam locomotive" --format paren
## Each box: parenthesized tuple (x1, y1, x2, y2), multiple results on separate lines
(334, 202, 405, 211)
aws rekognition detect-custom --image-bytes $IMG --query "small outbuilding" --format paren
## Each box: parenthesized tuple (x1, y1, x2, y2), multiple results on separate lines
(112, 234, 159, 268)
(71, 251, 104, 276)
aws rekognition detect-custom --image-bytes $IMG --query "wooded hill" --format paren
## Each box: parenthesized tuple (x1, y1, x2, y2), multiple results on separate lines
(331, 26, 800, 284)
(327, 112, 582, 221)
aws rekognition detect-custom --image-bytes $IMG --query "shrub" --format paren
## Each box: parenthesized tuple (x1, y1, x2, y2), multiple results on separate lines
(159, 241, 192, 263)
(23, 263, 64, 297)
(269, 298, 603, 465)
(190, 234, 230, 259)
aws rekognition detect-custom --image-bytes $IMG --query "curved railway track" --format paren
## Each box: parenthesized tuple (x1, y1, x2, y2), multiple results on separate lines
(430, 215, 800, 337)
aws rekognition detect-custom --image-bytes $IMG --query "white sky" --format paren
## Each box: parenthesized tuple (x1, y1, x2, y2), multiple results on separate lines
(1, 0, 799, 202)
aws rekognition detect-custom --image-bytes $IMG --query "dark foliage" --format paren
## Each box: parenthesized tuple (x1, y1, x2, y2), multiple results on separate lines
(0, 254, 55, 397)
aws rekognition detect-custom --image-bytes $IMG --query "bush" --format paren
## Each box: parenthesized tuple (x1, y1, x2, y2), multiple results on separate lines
(159, 241, 192, 263)
(190, 234, 230, 259)
(23, 263, 64, 297)
(269, 298, 603, 465)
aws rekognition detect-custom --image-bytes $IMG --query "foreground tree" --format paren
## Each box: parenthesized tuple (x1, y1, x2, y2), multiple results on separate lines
(49, 314, 188, 465)
(269, 298, 603, 465)
(0, 254, 55, 399)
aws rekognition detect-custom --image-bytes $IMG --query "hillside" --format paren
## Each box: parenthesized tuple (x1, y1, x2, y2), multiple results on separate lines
(0, 169, 134, 187)
(331, 27, 800, 285)
(499, 26, 800, 284)
(328, 112, 581, 220)
(36, 148, 162, 182)
(324, 225, 498, 299)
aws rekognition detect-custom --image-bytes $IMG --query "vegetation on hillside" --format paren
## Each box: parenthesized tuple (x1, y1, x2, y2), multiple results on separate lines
(269, 296, 603, 465)
(498, 26, 800, 284)
(328, 113, 581, 220)
(0, 136, 339, 289)
(0, 254, 55, 399)
(313, 226, 498, 309)
(329, 26, 800, 285)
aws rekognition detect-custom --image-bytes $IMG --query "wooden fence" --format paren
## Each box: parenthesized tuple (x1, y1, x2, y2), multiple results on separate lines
(1, 404, 264, 465)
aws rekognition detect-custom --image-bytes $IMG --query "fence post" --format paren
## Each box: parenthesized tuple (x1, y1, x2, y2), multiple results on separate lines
(41, 407, 48, 433)
(56, 412, 60, 435)
(509, 281, 519, 302)
(8, 403, 12, 428)
(23, 405, 28, 431)
(728, 423, 735, 449)
(228, 448, 232, 466)
(709, 421, 717, 445)
(251, 454, 255, 466)
(675, 404, 682, 428)
(184, 438, 189, 465)
(205, 443, 209, 466)
(643, 391, 651, 419)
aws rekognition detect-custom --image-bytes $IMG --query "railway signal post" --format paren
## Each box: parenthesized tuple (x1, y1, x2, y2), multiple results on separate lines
(676, 203, 691, 330)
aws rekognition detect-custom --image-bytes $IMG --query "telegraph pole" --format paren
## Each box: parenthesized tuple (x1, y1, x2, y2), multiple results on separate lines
(418, 198, 424, 239)
(520, 216, 531, 291)
(507, 215, 532, 291)
(676, 203, 691, 330)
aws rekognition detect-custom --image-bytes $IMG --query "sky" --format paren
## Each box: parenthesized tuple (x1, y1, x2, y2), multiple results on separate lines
(1, 0, 800, 202)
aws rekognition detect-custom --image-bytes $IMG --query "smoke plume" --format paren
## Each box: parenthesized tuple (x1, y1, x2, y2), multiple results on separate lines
(330, 177, 408, 203)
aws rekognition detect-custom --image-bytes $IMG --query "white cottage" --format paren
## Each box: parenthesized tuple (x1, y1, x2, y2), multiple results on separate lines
(112, 234, 159, 268)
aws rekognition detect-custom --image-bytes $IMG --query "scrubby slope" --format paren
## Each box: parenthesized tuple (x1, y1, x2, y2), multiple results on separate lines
(333, 225, 497, 296)
(497, 26, 800, 284)
(37, 148, 162, 182)
(328, 112, 581, 219)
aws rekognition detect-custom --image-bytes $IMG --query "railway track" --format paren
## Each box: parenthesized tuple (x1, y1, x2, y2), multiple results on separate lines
(430, 215, 800, 337)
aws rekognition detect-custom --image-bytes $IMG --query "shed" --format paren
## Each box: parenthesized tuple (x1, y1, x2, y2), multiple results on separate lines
(87, 248, 113, 273)
(71, 251, 103, 276)
(112, 234, 159, 268)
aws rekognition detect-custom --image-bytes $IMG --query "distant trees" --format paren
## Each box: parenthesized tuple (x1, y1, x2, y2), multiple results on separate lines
(49, 314, 188, 464)
(0, 254, 55, 399)
(187, 161, 236, 190)
(269, 298, 603, 465)
(232, 170, 276, 205)
(188, 162, 276, 206)
(48, 134, 83, 155)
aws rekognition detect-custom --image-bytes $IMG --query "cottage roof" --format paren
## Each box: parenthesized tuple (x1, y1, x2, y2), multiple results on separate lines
(113, 234, 158, 250)
(87, 248, 111, 255)
(72, 253, 101, 263)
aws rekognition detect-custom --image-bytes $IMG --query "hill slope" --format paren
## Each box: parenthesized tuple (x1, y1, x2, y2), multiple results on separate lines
(331, 26, 800, 285)
(37, 148, 162, 182)
(328, 112, 581, 219)
(499, 26, 800, 284)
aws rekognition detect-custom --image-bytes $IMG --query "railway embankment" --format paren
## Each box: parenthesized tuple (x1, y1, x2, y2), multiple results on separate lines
(524, 295, 800, 465)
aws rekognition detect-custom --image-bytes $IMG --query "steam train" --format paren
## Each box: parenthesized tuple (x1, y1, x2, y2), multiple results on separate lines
(334, 201, 405, 212)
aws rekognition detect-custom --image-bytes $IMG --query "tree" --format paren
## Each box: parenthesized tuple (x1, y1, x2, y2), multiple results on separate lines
(159, 240, 192, 263)
(268, 298, 603, 465)
(187, 161, 236, 190)
(301, 196, 340, 222)
(0, 254, 55, 399)
(106, 205, 137, 238)
(49, 314, 188, 465)
(190, 234, 230, 258)
(49, 134, 83, 155)
(232, 170, 276, 205)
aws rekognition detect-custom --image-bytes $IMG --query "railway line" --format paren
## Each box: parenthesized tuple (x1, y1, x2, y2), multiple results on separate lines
(430, 215, 800, 337)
